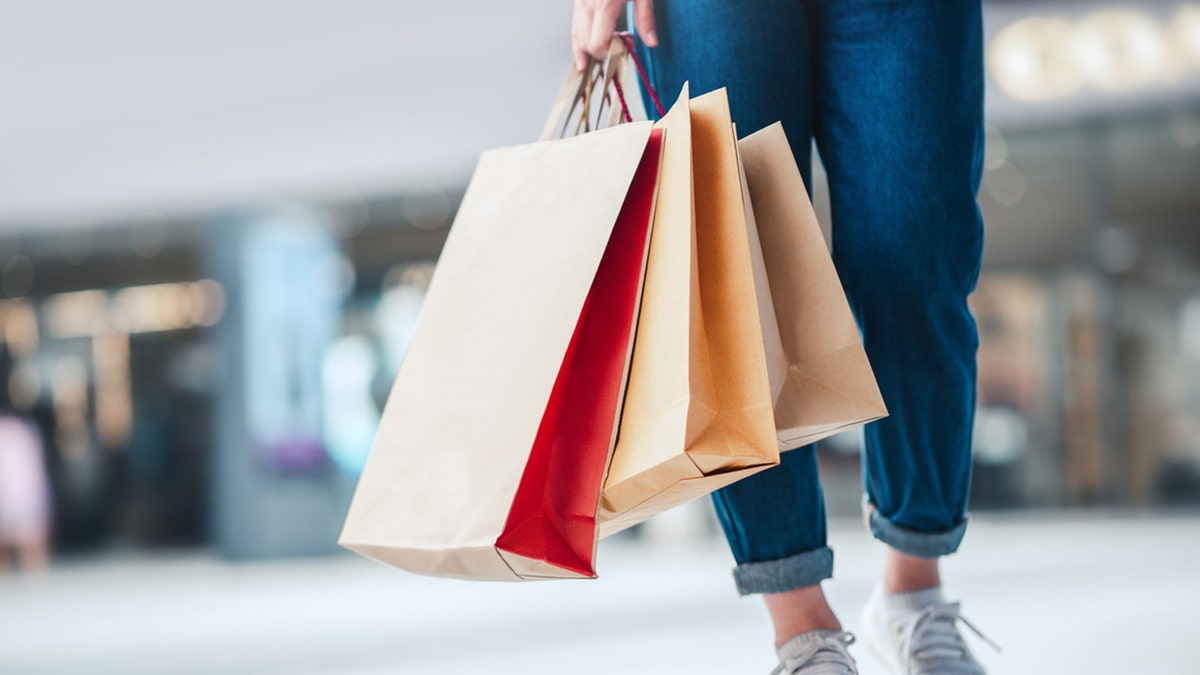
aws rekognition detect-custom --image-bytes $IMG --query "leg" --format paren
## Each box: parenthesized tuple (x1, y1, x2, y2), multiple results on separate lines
(883, 547, 940, 593)
(809, 0, 986, 562)
(633, 0, 815, 184)
(632, 0, 840, 648)
(809, 1, 990, 670)
(715, 447, 839, 644)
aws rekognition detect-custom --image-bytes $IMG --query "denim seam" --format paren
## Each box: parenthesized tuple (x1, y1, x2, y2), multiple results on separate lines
(867, 508, 969, 559)
(732, 547, 834, 596)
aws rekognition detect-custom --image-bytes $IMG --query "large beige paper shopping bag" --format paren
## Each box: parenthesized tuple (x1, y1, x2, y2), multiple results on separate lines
(340, 100, 663, 580)
(599, 88, 779, 536)
(738, 123, 888, 448)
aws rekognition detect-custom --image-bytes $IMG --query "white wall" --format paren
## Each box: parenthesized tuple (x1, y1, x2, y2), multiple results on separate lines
(0, 1, 574, 224)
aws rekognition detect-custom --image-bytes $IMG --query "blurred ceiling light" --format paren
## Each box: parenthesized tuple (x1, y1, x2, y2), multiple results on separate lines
(1073, 9, 1170, 91)
(984, 124, 1008, 170)
(46, 280, 225, 339)
(1, 255, 34, 297)
(164, 284, 194, 328)
(115, 283, 194, 333)
(990, 5, 1200, 102)
(1173, 4, 1200, 66)
(984, 162, 1027, 206)
(160, 280, 224, 330)
(989, 17, 1082, 101)
(45, 290, 108, 339)
(189, 280, 226, 327)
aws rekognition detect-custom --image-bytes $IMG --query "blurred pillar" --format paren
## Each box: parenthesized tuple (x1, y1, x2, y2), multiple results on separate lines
(1060, 276, 1110, 503)
(1080, 119, 1130, 504)
(206, 208, 345, 559)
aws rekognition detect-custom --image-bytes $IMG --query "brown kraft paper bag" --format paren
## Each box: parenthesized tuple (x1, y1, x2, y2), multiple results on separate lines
(599, 87, 779, 536)
(738, 122, 888, 449)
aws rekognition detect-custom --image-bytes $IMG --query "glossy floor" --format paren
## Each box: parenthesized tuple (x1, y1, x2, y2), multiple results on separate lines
(3, 510, 1197, 674)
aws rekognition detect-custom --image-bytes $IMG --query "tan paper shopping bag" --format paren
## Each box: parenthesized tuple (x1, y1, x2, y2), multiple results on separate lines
(737, 125, 789, 407)
(599, 88, 779, 536)
(339, 112, 662, 580)
(738, 123, 888, 448)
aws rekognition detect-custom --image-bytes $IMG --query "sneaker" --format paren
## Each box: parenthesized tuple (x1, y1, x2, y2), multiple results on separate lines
(860, 584, 997, 674)
(771, 629, 859, 675)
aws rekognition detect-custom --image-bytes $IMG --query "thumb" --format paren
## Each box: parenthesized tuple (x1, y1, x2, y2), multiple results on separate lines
(633, 0, 658, 47)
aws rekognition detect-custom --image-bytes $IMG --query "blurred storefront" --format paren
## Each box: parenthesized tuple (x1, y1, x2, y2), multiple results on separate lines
(0, 225, 221, 551)
(0, 0, 1197, 560)
(0, 200, 457, 558)
(968, 1, 1200, 509)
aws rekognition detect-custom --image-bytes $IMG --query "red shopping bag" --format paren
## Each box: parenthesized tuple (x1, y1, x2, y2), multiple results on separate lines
(340, 37, 662, 580)
(496, 129, 662, 577)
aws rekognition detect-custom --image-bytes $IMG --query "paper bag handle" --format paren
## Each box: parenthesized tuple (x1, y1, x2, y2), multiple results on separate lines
(540, 36, 627, 141)
(539, 33, 665, 141)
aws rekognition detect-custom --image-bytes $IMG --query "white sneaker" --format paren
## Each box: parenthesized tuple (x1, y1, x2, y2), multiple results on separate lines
(771, 630, 860, 675)
(860, 584, 997, 675)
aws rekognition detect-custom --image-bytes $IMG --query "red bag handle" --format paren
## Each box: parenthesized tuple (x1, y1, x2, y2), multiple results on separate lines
(614, 32, 666, 120)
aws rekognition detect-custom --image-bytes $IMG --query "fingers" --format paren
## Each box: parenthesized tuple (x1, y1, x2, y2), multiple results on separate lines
(572, 0, 652, 72)
(571, 0, 590, 72)
(633, 0, 657, 47)
(586, 0, 623, 61)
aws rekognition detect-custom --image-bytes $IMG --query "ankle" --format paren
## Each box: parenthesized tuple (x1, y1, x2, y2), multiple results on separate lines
(764, 585, 843, 647)
(882, 548, 941, 593)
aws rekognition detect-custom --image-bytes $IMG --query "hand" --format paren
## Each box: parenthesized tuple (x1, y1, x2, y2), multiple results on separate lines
(572, 0, 658, 72)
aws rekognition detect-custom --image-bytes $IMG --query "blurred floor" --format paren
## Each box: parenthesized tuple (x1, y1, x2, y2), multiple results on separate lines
(2, 510, 1198, 675)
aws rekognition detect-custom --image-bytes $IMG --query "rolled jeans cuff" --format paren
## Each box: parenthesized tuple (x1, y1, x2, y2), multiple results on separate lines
(732, 547, 834, 596)
(867, 507, 969, 558)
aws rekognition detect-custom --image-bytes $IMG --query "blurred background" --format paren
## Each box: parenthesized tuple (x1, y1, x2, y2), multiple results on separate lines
(1, 1, 1198, 673)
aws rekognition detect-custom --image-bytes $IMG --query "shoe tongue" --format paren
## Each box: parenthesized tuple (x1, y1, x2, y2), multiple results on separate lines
(776, 629, 844, 660)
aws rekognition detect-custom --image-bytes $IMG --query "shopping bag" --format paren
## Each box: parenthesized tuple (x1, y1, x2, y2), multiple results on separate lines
(737, 123, 888, 448)
(599, 87, 779, 536)
(737, 124, 789, 408)
(340, 50, 663, 580)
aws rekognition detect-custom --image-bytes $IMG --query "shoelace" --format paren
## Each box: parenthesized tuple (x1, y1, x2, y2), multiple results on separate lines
(894, 602, 1001, 667)
(770, 632, 858, 675)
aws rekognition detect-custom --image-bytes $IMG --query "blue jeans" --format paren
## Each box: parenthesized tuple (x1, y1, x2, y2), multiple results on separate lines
(631, 0, 985, 595)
